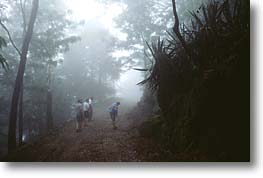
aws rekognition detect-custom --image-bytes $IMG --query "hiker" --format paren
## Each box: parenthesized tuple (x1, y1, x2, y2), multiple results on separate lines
(88, 97, 94, 121)
(75, 99, 84, 132)
(83, 98, 90, 125)
(108, 102, 120, 129)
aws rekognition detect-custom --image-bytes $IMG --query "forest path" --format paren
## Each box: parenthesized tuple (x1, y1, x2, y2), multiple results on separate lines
(5, 116, 166, 162)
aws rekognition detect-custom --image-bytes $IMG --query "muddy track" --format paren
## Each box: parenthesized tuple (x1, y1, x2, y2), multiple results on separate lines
(5, 117, 145, 162)
(4, 114, 176, 162)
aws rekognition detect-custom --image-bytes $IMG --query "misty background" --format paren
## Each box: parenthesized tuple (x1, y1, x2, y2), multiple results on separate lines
(0, 0, 211, 156)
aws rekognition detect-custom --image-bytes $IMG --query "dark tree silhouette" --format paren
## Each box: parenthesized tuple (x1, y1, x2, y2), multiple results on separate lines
(8, 0, 39, 152)
(141, 0, 249, 161)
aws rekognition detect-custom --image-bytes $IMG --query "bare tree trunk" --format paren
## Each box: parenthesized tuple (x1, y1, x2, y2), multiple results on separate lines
(18, 84, 23, 146)
(46, 89, 53, 131)
(38, 118, 44, 136)
(18, 0, 27, 147)
(143, 42, 148, 79)
(46, 64, 53, 131)
(28, 116, 32, 141)
(8, 0, 39, 152)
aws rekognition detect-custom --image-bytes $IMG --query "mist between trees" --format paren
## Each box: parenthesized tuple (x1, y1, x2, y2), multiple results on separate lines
(0, 0, 249, 161)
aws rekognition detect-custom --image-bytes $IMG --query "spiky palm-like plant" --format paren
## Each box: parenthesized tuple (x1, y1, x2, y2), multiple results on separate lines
(140, 0, 249, 161)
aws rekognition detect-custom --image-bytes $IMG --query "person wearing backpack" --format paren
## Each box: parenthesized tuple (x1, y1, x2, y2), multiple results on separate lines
(108, 102, 120, 129)
(75, 99, 84, 132)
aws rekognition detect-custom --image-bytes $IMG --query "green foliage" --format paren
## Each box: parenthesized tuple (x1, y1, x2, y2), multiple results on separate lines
(0, 0, 80, 141)
(0, 36, 8, 70)
(0, 36, 6, 48)
(114, 0, 210, 68)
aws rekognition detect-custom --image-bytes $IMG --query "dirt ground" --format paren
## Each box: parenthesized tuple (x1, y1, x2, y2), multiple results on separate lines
(4, 115, 173, 162)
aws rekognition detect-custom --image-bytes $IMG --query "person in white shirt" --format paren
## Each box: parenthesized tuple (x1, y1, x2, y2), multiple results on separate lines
(83, 99, 90, 126)
(88, 97, 94, 121)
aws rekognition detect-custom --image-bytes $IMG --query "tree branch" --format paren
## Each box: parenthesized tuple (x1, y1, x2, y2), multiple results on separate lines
(0, 20, 22, 56)
(171, 0, 190, 57)
(19, 0, 27, 35)
(172, 0, 180, 33)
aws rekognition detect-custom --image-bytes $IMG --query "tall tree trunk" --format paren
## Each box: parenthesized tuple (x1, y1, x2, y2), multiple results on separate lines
(46, 89, 53, 131)
(39, 118, 44, 136)
(18, 84, 23, 146)
(143, 42, 147, 79)
(18, 0, 27, 147)
(28, 116, 32, 141)
(8, 0, 39, 152)
(46, 65, 53, 131)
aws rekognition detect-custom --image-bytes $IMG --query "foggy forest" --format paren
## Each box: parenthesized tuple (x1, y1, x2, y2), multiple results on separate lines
(0, 0, 249, 162)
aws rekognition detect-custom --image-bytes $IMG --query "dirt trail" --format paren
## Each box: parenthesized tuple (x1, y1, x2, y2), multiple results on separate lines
(5, 116, 164, 162)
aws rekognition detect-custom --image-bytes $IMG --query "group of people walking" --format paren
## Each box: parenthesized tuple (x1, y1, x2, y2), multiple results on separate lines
(75, 97, 94, 132)
(75, 97, 121, 132)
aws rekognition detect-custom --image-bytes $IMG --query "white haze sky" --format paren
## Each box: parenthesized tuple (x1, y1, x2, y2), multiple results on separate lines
(66, 0, 127, 40)
(66, 0, 143, 102)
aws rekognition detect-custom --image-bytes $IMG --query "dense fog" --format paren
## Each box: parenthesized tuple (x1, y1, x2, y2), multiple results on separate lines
(0, 0, 249, 161)
(1, 0, 207, 127)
